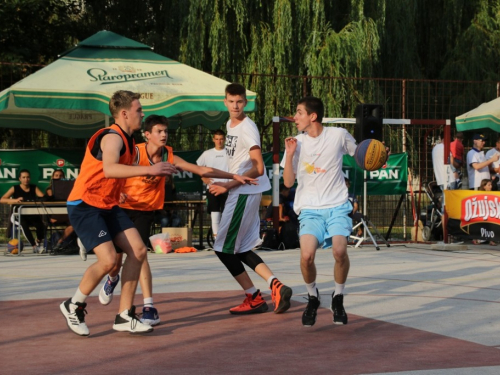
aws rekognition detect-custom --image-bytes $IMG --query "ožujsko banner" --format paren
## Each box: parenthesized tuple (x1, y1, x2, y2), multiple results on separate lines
(445, 190, 500, 241)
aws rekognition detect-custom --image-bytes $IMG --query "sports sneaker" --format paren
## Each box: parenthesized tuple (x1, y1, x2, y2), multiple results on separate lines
(229, 290, 269, 315)
(330, 293, 348, 325)
(99, 275, 120, 305)
(302, 291, 321, 327)
(141, 306, 161, 326)
(271, 278, 292, 313)
(59, 298, 89, 336)
(77, 237, 87, 261)
(113, 306, 154, 333)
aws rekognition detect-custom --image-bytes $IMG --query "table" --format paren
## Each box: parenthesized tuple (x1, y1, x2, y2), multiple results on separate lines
(7, 201, 68, 256)
(163, 200, 206, 248)
(5, 200, 207, 254)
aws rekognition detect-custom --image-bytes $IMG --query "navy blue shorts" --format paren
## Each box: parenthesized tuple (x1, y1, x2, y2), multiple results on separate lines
(67, 201, 134, 252)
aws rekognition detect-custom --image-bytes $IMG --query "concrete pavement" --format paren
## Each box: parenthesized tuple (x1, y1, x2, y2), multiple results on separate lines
(1, 242, 500, 374)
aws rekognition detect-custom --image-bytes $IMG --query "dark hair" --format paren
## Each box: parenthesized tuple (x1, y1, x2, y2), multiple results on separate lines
(213, 129, 225, 137)
(109, 90, 141, 118)
(225, 83, 246, 98)
(51, 169, 65, 181)
(297, 96, 324, 123)
(144, 115, 169, 133)
(19, 169, 30, 176)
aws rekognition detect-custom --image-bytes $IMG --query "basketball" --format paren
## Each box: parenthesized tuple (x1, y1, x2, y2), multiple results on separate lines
(7, 238, 23, 254)
(354, 139, 387, 171)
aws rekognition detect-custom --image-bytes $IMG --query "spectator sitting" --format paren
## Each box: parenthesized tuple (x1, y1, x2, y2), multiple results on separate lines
(345, 178, 363, 237)
(0, 169, 46, 253)
(474, 179, 496, 246)
(155, 175, 183, 229)
(45, 169, 75, 251)
(266, 184, 290, 225)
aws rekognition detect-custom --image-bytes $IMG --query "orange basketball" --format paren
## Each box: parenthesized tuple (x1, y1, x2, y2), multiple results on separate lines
(354, 139, 387, 171)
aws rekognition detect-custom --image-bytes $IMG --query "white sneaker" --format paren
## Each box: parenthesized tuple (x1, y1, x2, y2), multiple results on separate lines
(113, 306, 153, 333)
(59, 298, 90, 336)
(99, 275, 120, 305)
(77, 237, 87, 261)
(37, 244, 46, 254)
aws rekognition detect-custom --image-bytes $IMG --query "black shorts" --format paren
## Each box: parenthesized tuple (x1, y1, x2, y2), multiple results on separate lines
(67, 202, 134, 252)
(206, 190, 228, 214)
(121, 208, 155, 246)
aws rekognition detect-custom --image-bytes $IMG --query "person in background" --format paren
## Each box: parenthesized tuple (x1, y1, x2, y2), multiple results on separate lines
(45, 169, 75, 252)
(0, 169, 46, 253)
(474, 179, 496, 246)
(450, 132, 464, 189)
(197, 129, 229, 240)
(432, 132, 454, 192)
(265, 183, 291, 224)
(485, 135, 500, 191)
(466, 134, 499, 190)
(345, 178, 363, 238)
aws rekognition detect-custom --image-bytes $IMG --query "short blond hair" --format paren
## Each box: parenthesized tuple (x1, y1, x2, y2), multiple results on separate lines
(109, 90, 141, 118)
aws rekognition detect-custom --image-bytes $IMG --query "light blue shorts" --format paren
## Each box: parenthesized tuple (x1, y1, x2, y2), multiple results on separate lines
(298, 201, 353, 249)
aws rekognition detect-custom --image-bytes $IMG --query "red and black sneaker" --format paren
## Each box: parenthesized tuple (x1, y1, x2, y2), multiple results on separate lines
(229, 290, 269, 315)
(271, 278, 292, 313)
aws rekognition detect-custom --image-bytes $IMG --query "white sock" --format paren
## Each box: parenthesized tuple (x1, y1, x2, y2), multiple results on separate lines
(306, 282, 318, 297)
(211, 212, 221, 236)
(334, 283, 345, 296)
(245, 286, 258, 295)
(109, 275, 119, 282)
(143, 297, 154, 308)
(267, 276, 277, 287)
(71, 288, 88, 304)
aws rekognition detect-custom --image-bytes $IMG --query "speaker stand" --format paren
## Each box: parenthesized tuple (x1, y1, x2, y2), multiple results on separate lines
(349, 170, 391, 250)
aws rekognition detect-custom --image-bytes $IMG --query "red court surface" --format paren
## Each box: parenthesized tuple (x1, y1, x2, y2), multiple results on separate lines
(2, 290, 500, 375)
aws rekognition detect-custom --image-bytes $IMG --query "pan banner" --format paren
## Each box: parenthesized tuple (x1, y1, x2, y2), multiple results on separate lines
(445, 190, 500, 241)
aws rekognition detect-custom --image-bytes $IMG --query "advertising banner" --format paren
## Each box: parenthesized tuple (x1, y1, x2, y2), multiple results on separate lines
(262, 152, 408, 196)
(0, 149, 408, 198)
(0, 149, 83, 196)
(445, 190, 500, 241)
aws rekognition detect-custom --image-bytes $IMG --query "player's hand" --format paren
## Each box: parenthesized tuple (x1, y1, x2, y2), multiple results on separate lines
(285, 137, 297, 154)
(209, 183, 228, 196)
(201, 177, 213, 185)
(233, 175, 258, 185)
(150, 162, 178, 176)
(491, 153, 500, 162)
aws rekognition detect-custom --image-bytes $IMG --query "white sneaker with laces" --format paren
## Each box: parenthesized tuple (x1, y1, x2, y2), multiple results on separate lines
(59, 298, 90, 336)
(113, 306, 153, 333)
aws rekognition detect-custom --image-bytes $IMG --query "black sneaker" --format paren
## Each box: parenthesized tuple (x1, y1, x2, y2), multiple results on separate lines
(302, 292, 321, 327)
(331, 293, 348, 325)
(59, 298, 89, 336)
(113, 306, 154, 334)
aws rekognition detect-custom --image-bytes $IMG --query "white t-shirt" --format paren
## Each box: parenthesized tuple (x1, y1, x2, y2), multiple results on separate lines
(485, 147, 500, 184)
(467, 148, 490, 189)
(225, 116, 271, 194)
(431, 143, 453, 189)
(280, 127, 357, 215)
(196, 148, 229, 184)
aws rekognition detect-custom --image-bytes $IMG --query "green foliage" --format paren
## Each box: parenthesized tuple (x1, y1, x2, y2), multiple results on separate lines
(0, 0, 81, 64)
(3, 0, 500, 151)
